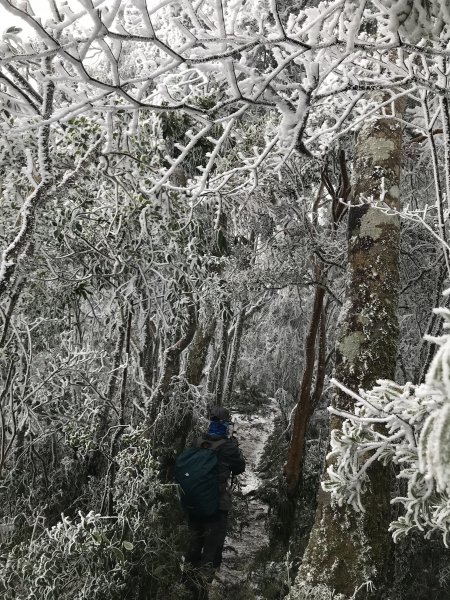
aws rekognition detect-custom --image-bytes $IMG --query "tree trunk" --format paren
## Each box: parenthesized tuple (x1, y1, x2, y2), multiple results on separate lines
(310, 305, 327, 414)
(214, 302, 231, 405)
(284, 151, 349, 497)
(285, 266, 325, 495)
(103, 309, 132, 516)
(295, 108, 404, 598)
(86, 311, 127, 477)
(0, 276, 25, 348)
(0, 62, 54, 300)
(222, 304, 245, 406)
(147, 300, 197, 425)
(416, 258, 448, 383)
(171, 317, 216, 454)
(141, 318, 158, 389)
(186, 318, 216, 386)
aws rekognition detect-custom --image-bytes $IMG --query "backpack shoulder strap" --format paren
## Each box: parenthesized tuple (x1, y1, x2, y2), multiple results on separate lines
(209, 438, 227, 452)
(197, 437, 227, 452)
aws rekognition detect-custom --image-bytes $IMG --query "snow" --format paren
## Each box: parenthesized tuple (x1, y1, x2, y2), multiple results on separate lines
(212, 398, 278, 593)
(233, 407, 276, 494)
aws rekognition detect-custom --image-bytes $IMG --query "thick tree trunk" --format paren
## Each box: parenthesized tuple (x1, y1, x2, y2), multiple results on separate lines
(294, 111, 404, 598)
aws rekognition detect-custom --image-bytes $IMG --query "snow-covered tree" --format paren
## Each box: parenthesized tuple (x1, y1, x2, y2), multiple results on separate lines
(1, 1, 450, 598)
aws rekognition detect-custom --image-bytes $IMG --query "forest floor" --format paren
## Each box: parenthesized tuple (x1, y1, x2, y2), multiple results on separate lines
(210, 397, 278, 600)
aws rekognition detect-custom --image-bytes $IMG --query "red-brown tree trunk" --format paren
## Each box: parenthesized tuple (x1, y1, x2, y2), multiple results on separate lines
(285, 264, 325, 496)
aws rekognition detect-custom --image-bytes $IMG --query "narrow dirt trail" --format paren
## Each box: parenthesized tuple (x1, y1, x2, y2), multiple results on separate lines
(211, 400, 278, 598)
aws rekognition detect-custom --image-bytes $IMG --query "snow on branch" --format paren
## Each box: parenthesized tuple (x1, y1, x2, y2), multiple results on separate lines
(1, 0, 450, 198)
(324, 308, 450, 545)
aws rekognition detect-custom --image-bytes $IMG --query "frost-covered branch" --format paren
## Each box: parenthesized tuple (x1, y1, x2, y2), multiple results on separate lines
(325, 308, 450, 545)
(2, 0, 450, 197)
(0, 57, 55, 299)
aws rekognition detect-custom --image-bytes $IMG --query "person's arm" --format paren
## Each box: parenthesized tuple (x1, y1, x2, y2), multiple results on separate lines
(222, 439, 246, 475)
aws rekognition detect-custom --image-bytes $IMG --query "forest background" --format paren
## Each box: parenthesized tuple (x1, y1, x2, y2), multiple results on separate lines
(1, 0, 450, 599)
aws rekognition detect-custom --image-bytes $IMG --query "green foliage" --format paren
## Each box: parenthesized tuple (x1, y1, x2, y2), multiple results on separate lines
(66, 117, 101, 155)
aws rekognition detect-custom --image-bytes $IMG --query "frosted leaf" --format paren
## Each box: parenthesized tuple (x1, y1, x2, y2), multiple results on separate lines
(418, 411, 437, 474)
(424, 404, 450, 493)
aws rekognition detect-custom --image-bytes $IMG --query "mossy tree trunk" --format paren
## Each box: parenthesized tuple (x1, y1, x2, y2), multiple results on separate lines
(295, 109, 404, 598)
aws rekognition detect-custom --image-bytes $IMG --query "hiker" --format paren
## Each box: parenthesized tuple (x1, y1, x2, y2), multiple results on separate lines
(175, 406, 246, 599)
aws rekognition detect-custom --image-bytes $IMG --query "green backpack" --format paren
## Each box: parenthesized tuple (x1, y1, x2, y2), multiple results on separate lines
(174, 439, 226, 518)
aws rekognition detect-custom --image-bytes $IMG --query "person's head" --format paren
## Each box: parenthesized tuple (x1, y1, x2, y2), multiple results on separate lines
(207, 406, 232, 437)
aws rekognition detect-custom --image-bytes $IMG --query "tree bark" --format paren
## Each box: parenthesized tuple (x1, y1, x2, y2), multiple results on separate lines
(295, 108, 404, 598)
(103, 309, 133, 516)
(0, 60, 54, 300)
(186, 318, 216, 386)
(147, 299, 197, 425)
(86, 311, 126, 476)
(283, 153, 349, 497)
(222, 304, 245, 406)
(310, 305, 327, 414)
(0, 276, 25, 348)
(167, 316, 216, 456)
(416, 259, 448, 383)
(140, 318, 158, 389)
(214, 302, 231, 406)
(285, 267, 325, 495)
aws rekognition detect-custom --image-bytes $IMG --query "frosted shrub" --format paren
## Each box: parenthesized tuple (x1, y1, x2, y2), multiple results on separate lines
(0, 511, 130, 600)
(324, 308, 450, 545)
(0, 429, 185, 599)
(288, 582, 346, 600)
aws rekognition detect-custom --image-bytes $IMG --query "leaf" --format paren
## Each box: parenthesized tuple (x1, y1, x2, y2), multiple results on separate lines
(122, 540, 134, 551)
(110, 546, 125, 562)
(92, 532, 103, 545)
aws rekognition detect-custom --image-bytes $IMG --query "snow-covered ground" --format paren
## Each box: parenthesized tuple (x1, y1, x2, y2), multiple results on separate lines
(212, 399, 278, 595)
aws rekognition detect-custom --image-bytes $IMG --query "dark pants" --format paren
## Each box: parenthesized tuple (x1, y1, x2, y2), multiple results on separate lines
(186, 511, 228, 569)
(184, 512, 228, 600)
